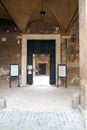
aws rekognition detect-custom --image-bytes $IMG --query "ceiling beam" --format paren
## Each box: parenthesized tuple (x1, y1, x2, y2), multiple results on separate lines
(65, 6, 78, 33)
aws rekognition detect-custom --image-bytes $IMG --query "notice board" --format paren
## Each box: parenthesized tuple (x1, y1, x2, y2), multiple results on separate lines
(9, 64, 19, 87)
(58, 64, 67, 88)
(58, 64, 67, 77)
(10, 64, 19, 77)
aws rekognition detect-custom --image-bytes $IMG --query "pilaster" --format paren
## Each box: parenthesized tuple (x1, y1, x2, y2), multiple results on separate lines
(21, 37, 27, 86)
(79, 0, 87, 129)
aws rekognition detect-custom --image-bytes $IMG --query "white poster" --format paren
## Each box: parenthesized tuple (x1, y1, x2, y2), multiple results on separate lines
(10, 64, 19, 76)
(28, 70, 32, 74)
(27, 65, 32, 70)
(58, 65, 66, 77)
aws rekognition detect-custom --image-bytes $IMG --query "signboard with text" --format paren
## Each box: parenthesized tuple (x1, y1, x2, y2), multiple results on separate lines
(9, 64, 20, 87)
(58, 64, 67, 88)
(58, 64, 67, 77)
(10, 64, 19, 77)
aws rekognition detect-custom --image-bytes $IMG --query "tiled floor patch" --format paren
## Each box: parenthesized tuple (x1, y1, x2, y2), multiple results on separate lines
(0, 109, 84, 130)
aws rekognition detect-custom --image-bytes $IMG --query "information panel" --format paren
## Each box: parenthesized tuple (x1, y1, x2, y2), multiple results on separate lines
(58, 64, 67, 77)
(10, 64, 19, 77)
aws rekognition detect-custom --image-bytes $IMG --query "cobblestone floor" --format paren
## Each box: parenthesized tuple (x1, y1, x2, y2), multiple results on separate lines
(0, 109, 84, 130)
(0, 77, 85, 130)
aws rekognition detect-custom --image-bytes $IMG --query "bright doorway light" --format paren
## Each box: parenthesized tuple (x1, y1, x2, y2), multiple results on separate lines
(33, 54, 50, 85)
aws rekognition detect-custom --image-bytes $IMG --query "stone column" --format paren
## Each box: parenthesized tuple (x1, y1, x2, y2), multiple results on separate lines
(21, 37, 27, 86)
(56, 36, 60, 86)
(80, 79, 87, 110)
(79, 0, 87, 80)
(79, 0, 87, 129)
(79, 0, 87, 108)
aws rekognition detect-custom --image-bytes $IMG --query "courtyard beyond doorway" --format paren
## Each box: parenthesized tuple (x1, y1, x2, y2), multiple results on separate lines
(33, 75, 50, 86)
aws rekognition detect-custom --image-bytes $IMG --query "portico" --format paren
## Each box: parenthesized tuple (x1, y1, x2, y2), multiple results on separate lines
(0, 0, 87, 128)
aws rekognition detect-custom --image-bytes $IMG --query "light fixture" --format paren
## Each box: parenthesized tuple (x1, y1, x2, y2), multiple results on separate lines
(40, 0, 46, 17)
(40, 11, 45, 17)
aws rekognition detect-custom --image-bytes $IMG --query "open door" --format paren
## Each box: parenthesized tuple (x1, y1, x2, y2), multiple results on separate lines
(27, 40, 56, 85)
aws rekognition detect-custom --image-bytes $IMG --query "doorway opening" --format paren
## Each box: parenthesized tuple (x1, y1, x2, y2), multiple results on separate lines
(33, 54, 50, 85)
(27, 40, 56, 85)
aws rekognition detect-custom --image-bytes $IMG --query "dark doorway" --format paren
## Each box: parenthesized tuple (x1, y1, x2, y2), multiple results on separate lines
(27, 40, 56, 85)
(39, 63, 46, 75)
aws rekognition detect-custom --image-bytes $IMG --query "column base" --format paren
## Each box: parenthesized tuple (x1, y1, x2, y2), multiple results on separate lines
(78, 105, 87, 129)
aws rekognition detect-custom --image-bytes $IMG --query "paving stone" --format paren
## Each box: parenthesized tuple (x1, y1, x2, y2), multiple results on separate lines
(0, 109, 85, 130)
(0, 97, 6, 109)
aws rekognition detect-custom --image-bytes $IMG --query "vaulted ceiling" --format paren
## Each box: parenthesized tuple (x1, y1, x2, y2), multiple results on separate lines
(0, 0, 78, 34)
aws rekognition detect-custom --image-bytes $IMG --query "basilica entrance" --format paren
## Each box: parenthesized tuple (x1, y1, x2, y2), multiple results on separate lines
(27, 40, 56, 85)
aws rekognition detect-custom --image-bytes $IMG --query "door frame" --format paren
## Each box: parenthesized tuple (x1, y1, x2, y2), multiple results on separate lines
(21, 34, 60, 86)
(27, 40, 56, 85)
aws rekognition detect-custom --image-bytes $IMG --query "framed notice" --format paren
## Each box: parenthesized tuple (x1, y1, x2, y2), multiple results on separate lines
(58, 64, 67, 77)
(28, 70, 32, 74)
(27, 65, 32, 70)
(10, 64, 19, 77)
(9, 64, 20, 87)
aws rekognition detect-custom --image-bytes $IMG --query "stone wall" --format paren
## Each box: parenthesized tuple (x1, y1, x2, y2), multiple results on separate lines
(0, 33, 80, 86)
(67, 66, 80, 86)
(80, 79, 87, 110)
(0, 34, 21, 76)
(59, 66, 80, 86)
